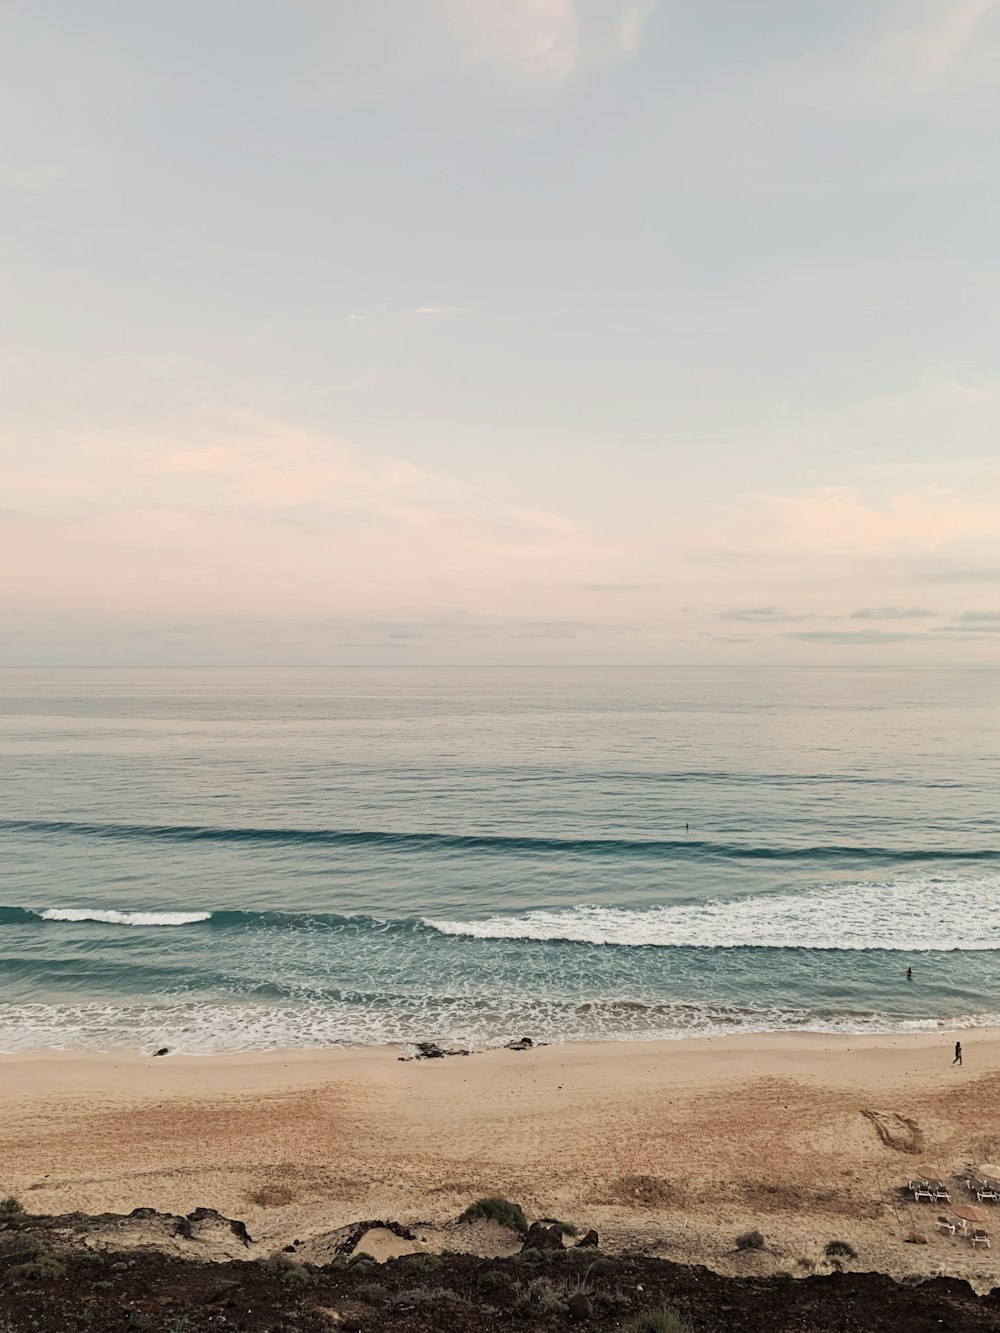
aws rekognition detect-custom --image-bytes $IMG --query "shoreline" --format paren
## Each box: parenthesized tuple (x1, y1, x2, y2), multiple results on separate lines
(1, 1022, 996, 1065)
(4, 1028, 1000, 1287)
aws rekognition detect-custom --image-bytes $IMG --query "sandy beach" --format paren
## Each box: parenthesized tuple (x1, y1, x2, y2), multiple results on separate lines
(3, 1030, 999, 1288)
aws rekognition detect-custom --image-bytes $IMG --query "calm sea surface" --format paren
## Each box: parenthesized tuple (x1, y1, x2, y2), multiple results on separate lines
(1, 666, 998, 1053)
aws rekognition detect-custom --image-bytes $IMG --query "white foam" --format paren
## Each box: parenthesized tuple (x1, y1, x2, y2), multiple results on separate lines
(426, 875, 1000, 951)
(0, 997, 997, 1056)
(39, 908, 211, 927)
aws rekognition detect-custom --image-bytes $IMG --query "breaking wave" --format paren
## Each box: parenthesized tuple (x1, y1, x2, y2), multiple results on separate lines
(425, 876, 1000, 952)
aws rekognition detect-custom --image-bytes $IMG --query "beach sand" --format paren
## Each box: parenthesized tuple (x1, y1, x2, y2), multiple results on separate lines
(3, 1031, 999, 1287)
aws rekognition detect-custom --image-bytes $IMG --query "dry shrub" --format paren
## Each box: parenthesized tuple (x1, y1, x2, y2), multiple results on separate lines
(824, 1239, 858, 1260)
(735, 1229, 766, 1251)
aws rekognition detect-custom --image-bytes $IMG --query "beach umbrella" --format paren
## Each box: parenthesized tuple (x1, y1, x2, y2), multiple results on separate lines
(976, 1163, 1000, 1180)
(953, 1204, 989, 1225)
(915, 1164, 948, 1181)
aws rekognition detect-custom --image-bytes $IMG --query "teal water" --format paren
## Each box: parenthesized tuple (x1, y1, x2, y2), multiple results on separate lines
(1, 666, 998, 1053)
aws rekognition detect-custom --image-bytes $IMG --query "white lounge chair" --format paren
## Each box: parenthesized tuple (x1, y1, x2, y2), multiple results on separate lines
(914, 1187, 934, 1202)
(935, 1188, 951, 1203)
(976, 1188, 998, 1203)
(936, 1216, 956, 1235)
(971, 1229, 990, 1248)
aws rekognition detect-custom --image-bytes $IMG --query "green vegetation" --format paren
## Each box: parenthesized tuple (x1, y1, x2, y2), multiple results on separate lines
(13, 1251, 67, 1280)
(400, 1252, 441, 1272)
(0, 1197, 25, 1217)
(457, 1196, 529, 1235)
(626, 1306, 693, 1333)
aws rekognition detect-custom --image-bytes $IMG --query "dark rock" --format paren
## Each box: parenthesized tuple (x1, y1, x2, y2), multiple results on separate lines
(152, 1047, 169, 1057)
(567, 1291, 594, 1321)
(412, 1041, 470, 1060)
(575, 1229, 599, 1248)
(521, 1221, 565, 1252)
(283, 1244, 295, 1253)
(505, 1036, 534, 1050)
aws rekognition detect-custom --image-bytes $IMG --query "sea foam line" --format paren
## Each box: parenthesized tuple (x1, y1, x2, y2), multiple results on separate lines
(1, 998, 997, 1056)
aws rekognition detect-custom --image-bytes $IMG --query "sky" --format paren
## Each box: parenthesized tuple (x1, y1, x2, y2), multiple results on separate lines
(3, 0, 1000, 666)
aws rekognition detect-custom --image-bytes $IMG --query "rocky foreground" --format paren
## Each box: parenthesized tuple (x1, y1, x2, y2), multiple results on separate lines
(1, 1204, 999, 1332)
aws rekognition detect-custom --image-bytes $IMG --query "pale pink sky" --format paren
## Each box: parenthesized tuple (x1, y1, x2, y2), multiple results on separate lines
(4, 0, 1000, 663)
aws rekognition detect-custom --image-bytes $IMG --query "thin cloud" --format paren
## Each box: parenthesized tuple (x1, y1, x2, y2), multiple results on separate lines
(952, 609, 1000, 622)
(768, 0, 1000, 117)
(580, 582, 647, 592)
(409, 306, 463, 316)
(346, 302, 389, 323)
(783, 629, 927, 644)
(619, 0, 659, 58)
(925, 567, 1000, 583)
(719, 606, 812, 623)
(850, 606, 940, 619)
(321, 370, 381, 395)
(433, 0, 658, 85)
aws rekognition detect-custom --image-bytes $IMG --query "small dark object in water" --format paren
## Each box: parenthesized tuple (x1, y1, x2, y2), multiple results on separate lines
(152, 1047, 169, 1057)
(506, 1036, 534, 1051)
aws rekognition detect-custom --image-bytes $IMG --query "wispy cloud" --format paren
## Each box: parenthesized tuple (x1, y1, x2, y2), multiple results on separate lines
(850, 606, 940, 619)
(618, 0, 659, 59)
(581, 583, 647, 593)
(924, 567, 1000, 583)
(433, 0, 658, 84)
(0, 408, 617, 629)
(783, 629, 927, 644)
(347, 302, 389, 323)
(719, 606, 811, 623)
(768, 0, 1000, 117)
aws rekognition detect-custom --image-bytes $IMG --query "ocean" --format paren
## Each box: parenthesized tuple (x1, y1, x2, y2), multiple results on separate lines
(1, 665, 998, 1054)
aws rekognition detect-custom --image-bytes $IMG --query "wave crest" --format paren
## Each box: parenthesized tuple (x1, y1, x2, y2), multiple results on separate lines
(38, 908, 211, 927)
(3, 817, 999, 864)
(426, 876, 1000, 952)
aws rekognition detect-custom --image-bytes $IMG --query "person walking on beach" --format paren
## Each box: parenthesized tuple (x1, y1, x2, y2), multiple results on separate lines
(953, 1041, 963, 1066)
